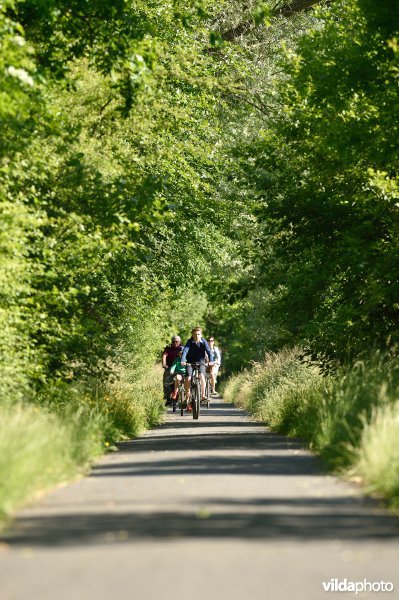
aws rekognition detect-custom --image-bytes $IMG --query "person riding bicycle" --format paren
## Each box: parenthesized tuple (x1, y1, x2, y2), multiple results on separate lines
(169, 351, 187, 402)
(162, 335, 183, 404)
(181, 327, 213, 404)
(207, 336, 221, 396)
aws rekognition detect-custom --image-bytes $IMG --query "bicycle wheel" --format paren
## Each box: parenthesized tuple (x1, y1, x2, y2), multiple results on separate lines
(205, 377, 211, 408)
(192, 380, 200, 420)
(191, 382, 197, 419)
(179, 387, 185, 417)
(191, 384, 197, 419)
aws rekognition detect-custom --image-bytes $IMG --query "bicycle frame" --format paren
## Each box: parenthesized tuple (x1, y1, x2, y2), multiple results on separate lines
(188, 362, 202, 420)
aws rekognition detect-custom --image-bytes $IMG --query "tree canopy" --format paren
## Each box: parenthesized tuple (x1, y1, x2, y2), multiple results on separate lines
(1, 0, 399, 405)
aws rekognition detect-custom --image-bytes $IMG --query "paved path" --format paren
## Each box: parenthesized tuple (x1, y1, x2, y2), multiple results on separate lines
(1, 399, 398, 599)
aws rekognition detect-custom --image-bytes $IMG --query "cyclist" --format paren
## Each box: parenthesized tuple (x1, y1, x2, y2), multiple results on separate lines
(181, 327, 213, 404)
(162, 335, 183, 404)
(207, 336, 221, 396)
(169, 351, 188, 407)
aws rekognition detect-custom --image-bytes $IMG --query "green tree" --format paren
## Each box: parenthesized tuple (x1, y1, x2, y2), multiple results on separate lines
(226, 0, 399, 363)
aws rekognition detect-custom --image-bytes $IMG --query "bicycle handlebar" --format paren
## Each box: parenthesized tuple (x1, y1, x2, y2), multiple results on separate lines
(182, 361, 214, 366)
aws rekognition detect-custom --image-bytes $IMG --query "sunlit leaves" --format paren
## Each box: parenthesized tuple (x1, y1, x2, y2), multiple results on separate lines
(242, 0, 399, 361)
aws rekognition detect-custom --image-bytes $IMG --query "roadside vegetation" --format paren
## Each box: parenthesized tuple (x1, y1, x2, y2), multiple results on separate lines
(219, 0, 399, 508)
(0, 363, 165, 521)
(224, 351, 399, 507)
(1, 0, 399, 518)
(1, 0, 236, 521)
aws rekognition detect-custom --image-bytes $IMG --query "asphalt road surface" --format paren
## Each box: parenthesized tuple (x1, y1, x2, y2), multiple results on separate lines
(1, 399, 398, 600)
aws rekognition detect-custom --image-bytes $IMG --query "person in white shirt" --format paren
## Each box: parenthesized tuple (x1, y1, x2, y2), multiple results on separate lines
(207, 337, 221, 395)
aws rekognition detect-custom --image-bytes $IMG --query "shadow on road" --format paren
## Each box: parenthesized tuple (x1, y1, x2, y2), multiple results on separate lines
(116, 432, 307, 455)
(2, 501, 399, 547)
(90, 452, 322, 477)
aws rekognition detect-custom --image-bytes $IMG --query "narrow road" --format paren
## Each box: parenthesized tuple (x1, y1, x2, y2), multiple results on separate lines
(1, 399, 398, 599)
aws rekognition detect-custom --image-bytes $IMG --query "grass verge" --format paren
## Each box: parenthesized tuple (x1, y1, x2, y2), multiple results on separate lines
(0, 364, 165, 525)
(225, 349, 399, 507)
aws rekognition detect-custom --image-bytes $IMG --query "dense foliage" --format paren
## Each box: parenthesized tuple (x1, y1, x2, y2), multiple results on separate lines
(209, 0, 399, 369)
(3, 0, 399, 385)
(1, 0, 247, 406)
(1, 0, 250, 517)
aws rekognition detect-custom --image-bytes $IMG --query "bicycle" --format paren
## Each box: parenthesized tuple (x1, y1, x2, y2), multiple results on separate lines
(171, 375, 186, 416)
(204, 369, 212, 408)
(163, 368, 174, 405)
(187, 362, 203, 420)
(179, 377, 187, 416)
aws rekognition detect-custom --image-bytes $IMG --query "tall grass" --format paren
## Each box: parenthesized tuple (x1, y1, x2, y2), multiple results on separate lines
(0, 403, 103, 521)
(0, 363, 165, 524)
(226, 348, 399, 506)
(102, 363, 165, 440)
(226, 349, 327, 443)
(353, 401, 399, 505)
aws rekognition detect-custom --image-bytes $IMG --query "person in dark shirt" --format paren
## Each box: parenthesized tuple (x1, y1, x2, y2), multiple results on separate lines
(162, 335, 183, 403)
(162, 335, 182, 368)
(181, 327, 213, 402)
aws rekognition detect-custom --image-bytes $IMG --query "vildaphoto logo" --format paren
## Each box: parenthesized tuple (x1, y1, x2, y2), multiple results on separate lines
(322, 579, 394, 594)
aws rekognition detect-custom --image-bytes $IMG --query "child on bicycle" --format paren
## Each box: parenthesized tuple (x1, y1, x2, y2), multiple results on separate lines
(169, 351, 187, 401)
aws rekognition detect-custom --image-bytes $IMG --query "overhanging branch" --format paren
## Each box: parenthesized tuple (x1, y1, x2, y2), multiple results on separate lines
(221, 0, 331, 42)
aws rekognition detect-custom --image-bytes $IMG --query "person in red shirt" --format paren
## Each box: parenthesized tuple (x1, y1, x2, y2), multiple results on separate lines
(162, 335, 182, 403)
